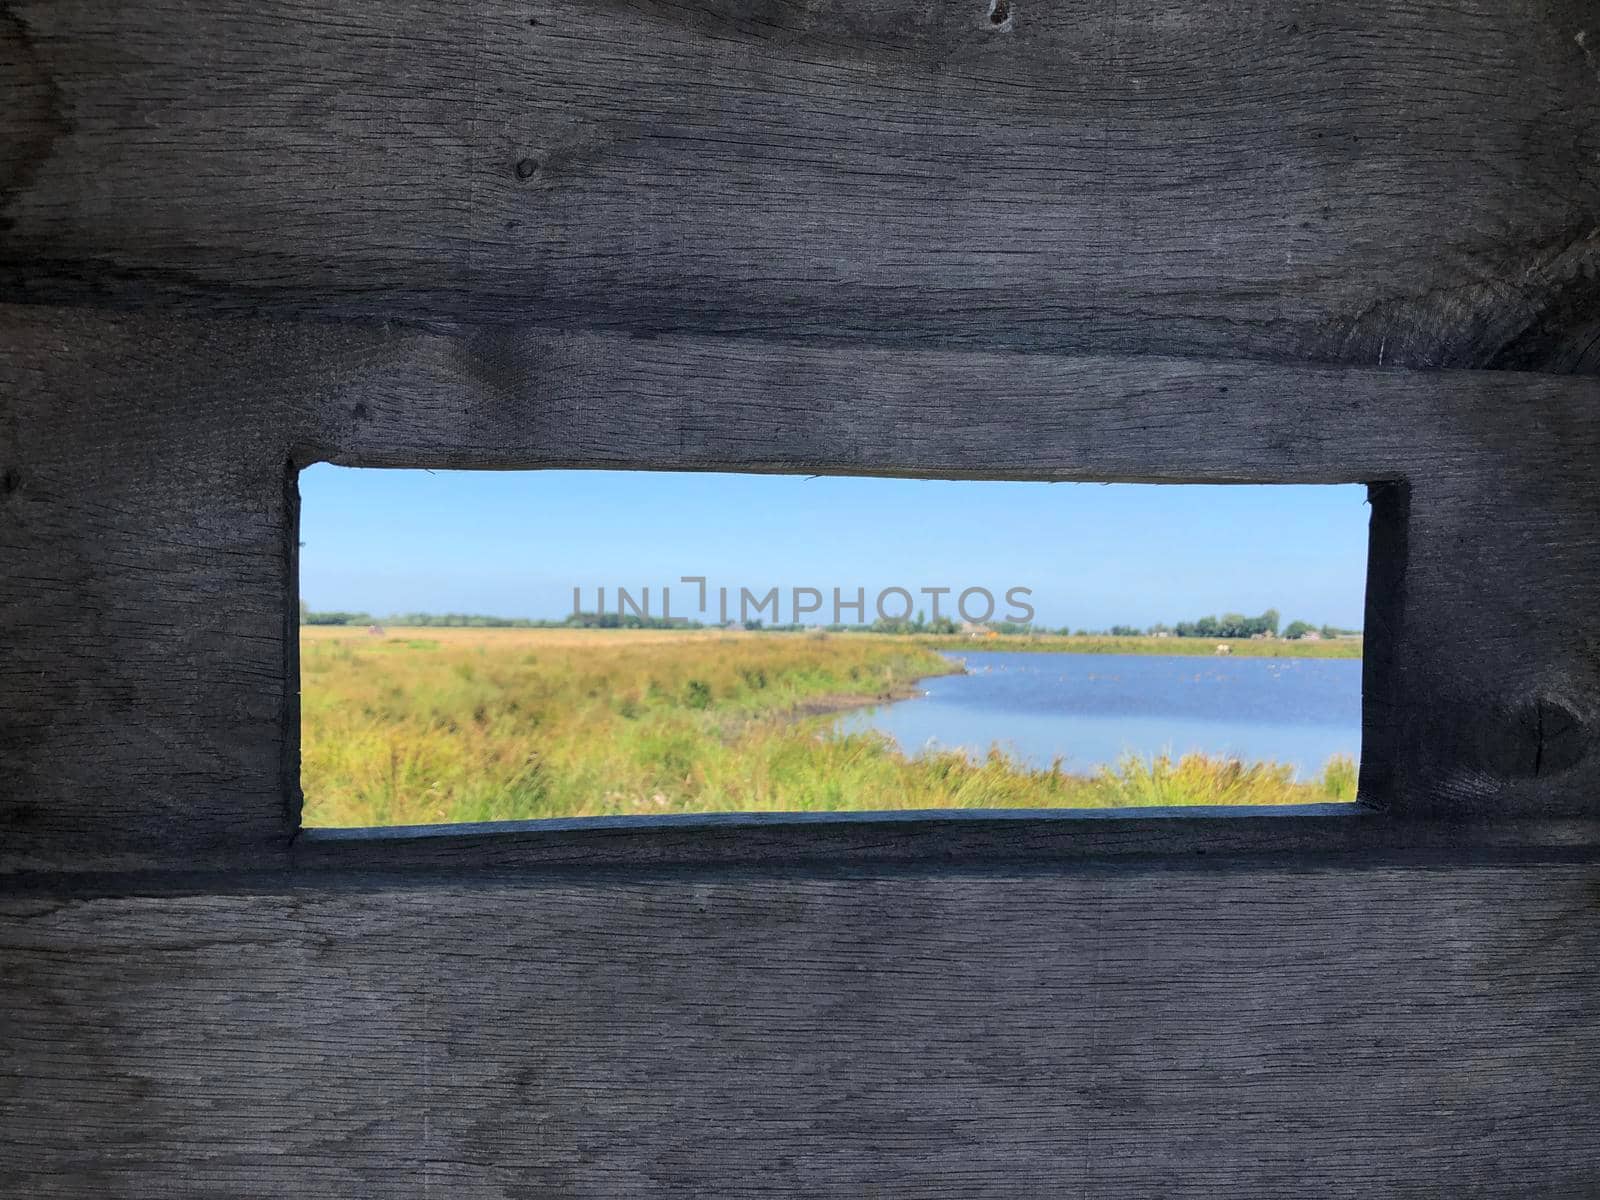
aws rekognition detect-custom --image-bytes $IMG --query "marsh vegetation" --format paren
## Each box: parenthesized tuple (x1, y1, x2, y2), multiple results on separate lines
(300, 628, 1358, 826)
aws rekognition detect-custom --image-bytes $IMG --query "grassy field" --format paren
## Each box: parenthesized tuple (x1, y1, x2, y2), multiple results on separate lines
(300, 627, 1358, 827)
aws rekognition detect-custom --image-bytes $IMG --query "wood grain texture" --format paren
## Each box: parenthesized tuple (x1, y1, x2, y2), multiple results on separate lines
(0, 310, 308, 871)
(3, 6, 1600, 1189)
(2, 0, 1600, 370)
(290, 809, 1600, 874)
(3, 859, 1599, 1197)
(4, 304, 1599, 871)
(278, 322, 1600, 826)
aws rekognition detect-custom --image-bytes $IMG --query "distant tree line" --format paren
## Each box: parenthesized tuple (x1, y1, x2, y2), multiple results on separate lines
(301, 608, 705, 630)
(1164, 610, 1358, 639)
(1173, 609, 1280, 639)
(563, 611, 705, 630)
(1282, 620, 1361, 640)
(301, 605, 1358, 638)
(301, 610, 379, 626)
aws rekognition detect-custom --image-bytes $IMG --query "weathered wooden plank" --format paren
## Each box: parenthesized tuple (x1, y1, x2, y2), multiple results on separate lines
(2, 860, 1598, 1197)
(296, 323, 1600, 479)
(3, 0, 1599, 369)
(293, 324, 1600, 824)
(289, 809, 1600, 873)
(4, 305, 1599, 870)
(2, 7, 1596, 1189)
(0, 310, 310, 872)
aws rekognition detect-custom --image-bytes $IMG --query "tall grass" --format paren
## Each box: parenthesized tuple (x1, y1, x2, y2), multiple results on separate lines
(300, 628, 1356, 826)
(1319, 752, 1359, 802)
(1091, 752, 1350, 807)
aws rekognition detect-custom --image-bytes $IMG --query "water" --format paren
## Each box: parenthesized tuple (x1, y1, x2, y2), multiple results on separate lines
(834, 651, 1361, 779)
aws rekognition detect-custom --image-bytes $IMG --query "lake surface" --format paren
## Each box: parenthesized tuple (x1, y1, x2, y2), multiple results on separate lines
(834, 651, 1361, 779)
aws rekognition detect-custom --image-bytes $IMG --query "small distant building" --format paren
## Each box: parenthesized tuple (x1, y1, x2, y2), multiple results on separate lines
(366, 624, 386, 638)
(1300, 629, 1323, 641)
(1215, 643, 1232, 655)
(1152, 629, 1172, 638)
(961, 621, 998, 639)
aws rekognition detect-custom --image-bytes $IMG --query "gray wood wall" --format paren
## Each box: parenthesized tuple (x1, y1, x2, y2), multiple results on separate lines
(2, 0, 1598, 1194)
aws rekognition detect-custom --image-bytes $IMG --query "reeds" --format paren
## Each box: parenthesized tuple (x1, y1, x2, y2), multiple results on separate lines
(300, 628, 1356, 826)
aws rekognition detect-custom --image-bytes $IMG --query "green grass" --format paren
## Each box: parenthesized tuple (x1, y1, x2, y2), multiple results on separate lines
(300, 628, 1358, 826)
(1093, 751, 1358, 806)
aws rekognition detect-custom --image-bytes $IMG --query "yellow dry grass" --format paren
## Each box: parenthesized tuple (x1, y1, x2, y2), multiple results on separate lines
(300, 628, 1356, 826)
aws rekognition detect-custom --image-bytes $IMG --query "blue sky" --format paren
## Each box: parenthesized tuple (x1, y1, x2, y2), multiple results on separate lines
(299, 466, 1368, 630)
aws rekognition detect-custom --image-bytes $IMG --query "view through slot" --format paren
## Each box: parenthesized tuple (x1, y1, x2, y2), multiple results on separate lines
(298, 468, 1367, 826)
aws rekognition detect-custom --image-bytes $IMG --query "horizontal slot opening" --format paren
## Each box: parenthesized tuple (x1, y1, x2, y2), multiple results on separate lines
(297, 468, 1367, 828)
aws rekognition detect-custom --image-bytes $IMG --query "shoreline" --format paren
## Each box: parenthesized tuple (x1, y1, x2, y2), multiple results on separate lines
(914, 635, 1361, 660)
(778, 657, 964, 723)
(780, 681, 933, 722)
(303, 632, 1359, 822)
(301, 626, 1362, 660)
(772, 660, 1352, 791)
(776, 680, 1351, 793)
